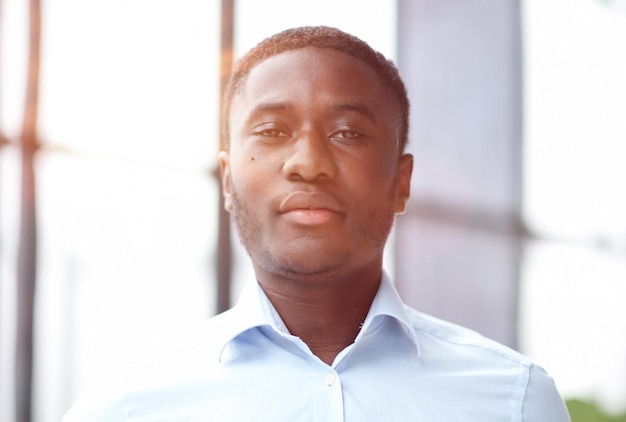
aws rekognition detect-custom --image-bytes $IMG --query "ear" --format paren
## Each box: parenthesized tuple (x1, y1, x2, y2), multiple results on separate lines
(394, 153, 413, 214)
(218, 150, 233, 212)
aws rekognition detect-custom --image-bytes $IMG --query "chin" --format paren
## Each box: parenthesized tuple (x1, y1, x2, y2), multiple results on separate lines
(258, 248, 349, 280)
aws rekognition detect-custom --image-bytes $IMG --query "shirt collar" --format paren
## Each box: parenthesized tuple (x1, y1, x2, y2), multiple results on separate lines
(218, 270, 420, 362)
(360, 271, 420, 355)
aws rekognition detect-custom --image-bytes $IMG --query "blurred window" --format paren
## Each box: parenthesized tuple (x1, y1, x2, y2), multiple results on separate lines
(522, 0, 626, 413)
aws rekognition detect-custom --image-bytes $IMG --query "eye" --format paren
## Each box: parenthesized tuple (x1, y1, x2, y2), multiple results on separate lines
(332, 130, 362, 139)
(256, 129, 289, 138)
(329, 122, 368, 142)
(252, 125, 289, 139)
(329, 126, 367, 144)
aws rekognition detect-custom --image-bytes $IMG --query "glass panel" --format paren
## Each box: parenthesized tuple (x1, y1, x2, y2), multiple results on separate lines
(234, 0, 397, 58)
(39, 0, 219, 171)
(523, 0, 626, 239)
(523, 0, 626, 413)
(0, 0, 28, 140)
(0, 146, 21, 422)
(1, 0, 30, 420)
(521, 240, 626, 413)
(35, 151, 216, 420)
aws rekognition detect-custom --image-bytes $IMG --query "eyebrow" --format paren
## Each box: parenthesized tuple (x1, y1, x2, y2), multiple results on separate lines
(332, 102, 376, 124)
(249, 102, 292, 116)
(246, 101, 377, 123)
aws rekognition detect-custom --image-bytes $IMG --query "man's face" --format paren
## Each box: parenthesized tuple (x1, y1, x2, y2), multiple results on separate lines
(220, 47, 412, 280)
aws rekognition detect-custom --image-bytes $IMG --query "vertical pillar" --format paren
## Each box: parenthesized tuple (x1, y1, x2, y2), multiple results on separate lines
(216, 0, 234, 313)
(16, 1, 41, 420)
(395, 0, 523, 347)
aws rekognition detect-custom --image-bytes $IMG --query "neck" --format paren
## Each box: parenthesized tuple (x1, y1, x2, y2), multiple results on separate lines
(256, 265, 383, 365)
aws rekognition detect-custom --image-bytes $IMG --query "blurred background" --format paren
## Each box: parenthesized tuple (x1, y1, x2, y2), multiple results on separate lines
(1, 0, 625, 421)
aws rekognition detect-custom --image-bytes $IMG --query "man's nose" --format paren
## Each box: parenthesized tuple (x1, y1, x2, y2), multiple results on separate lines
(282, 130, 338, 182)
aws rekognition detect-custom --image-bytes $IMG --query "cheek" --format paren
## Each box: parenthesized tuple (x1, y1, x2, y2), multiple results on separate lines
(229, 155, 276, 199)
(351, 153, 397, 189)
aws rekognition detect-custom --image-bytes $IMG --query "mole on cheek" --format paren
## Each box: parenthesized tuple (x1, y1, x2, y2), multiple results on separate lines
(250, 156, 255, 161)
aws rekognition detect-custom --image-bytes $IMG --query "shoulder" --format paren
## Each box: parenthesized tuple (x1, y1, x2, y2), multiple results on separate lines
(63, 311, 239, 421)
(405, 306, 570, 421)
(405, 305, 531, 366)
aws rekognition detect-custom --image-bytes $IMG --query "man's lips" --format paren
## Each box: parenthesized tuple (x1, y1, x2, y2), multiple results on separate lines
(278, 191, 344, 225)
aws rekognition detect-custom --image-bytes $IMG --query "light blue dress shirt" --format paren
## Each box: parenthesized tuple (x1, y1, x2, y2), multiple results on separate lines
(63, 273, 570, 421)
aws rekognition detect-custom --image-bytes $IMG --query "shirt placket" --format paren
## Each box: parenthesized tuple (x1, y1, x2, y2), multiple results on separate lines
(313, 368, 344, 422)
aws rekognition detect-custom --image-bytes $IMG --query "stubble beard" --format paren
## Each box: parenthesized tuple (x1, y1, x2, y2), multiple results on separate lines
(229, 186, 396, 279)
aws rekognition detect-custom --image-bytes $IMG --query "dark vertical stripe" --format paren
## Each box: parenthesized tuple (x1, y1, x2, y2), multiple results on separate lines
(217, 0, 234, 313)
(16, 0, 40, 421)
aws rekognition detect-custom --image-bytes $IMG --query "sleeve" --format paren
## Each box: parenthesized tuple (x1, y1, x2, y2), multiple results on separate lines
(522, 364, 571, 422)
(61, 379, 128, 422)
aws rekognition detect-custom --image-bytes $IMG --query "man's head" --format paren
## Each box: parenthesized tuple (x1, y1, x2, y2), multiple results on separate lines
(221, 26, 410, 153)
(219, 26, 413, 282)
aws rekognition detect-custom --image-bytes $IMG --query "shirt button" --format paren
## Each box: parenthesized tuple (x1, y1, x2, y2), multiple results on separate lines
(324, 373, 336, 386)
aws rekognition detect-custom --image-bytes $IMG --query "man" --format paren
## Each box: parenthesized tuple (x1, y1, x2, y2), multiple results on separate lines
(64, 26, 570, 421)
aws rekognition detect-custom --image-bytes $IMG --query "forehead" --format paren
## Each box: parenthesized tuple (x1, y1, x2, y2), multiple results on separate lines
(231, 47, 397, 117)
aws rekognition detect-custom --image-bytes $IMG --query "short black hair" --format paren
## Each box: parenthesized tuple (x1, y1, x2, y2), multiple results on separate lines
(221, 26, 410, 153)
